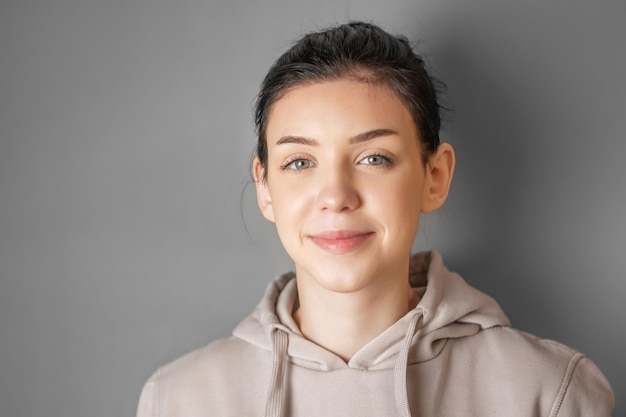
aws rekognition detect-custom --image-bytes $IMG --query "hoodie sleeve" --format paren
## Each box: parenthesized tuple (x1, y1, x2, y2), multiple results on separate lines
(136, 369, 159, 417)
(550, 353, 614, 417)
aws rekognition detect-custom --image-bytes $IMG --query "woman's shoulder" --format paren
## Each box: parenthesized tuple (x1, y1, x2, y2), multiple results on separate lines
(136, 336, 270, 417)
(160, 336, 262, 375)
(457, 325, 608, 381)
(466, 325, 598, 368)
(467, 325, 580, 358)
(449, 325, 614, 415)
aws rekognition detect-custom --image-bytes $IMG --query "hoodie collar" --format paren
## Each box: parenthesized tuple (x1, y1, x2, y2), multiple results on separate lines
(233, 251, 510, 417)
(233, 251, 509, 370)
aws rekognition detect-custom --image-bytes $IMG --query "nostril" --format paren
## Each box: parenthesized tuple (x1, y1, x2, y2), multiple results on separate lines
(317, 184, 360, 212)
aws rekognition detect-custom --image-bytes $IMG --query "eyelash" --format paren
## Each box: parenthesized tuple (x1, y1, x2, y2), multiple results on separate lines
(358, 153, 394, 167)
(280, 155, 315, 171)
(279, 153, 394, 171)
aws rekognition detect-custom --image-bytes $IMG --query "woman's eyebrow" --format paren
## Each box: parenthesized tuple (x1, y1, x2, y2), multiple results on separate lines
(275, 135, 319, 146)
(349, 128, 398, 144)
(275, 128, 398, 146)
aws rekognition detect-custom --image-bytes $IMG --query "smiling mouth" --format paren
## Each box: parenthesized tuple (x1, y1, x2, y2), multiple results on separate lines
(308, 231, 375, 254)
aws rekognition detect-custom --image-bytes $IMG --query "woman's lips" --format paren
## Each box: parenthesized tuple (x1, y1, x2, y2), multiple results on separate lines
(308, 230, 375, 254)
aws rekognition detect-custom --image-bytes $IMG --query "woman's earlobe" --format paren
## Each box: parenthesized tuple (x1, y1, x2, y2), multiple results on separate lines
(252, 157, 276, 222)
(422, 143, 455, 213)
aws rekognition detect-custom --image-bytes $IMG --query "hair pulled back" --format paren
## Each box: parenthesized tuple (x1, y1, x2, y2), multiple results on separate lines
(254, 21, 443, 170)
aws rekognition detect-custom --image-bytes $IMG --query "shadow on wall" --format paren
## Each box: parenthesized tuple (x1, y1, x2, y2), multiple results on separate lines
(409, 3, 624, 414)
(410, 6, 561, 336)
(435, 32, 560, 332)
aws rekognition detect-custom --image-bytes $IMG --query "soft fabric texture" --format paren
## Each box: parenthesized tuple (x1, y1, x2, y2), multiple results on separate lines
(136, 251, 614, 416)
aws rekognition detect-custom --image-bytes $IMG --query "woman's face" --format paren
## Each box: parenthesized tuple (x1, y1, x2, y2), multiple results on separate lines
(254, 79, 450, 294)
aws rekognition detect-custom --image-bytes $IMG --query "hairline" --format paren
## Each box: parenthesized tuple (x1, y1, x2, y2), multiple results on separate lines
(259, 71, 430, 167)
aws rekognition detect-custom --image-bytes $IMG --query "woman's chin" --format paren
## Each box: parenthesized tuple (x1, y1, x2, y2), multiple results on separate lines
(295, 262, 385, 295)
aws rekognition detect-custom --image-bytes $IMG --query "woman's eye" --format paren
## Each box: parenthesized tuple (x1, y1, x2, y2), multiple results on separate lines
(359, 155, 390, 166)
(284, 159, 314, 170)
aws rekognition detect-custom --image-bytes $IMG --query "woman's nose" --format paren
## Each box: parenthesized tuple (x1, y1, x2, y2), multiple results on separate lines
(315, 168, 360, 212)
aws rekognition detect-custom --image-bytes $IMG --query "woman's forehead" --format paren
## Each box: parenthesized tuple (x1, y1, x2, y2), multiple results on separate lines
(265, 79, 417, 142)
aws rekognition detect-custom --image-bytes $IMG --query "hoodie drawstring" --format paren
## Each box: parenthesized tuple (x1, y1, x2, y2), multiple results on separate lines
(264, 313, 423, 417)
(264, 328, 289, 417)
(394, 312, 424, 417)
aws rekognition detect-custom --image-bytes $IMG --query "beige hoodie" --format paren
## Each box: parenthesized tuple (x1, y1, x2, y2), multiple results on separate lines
(136, 251, 614, 416)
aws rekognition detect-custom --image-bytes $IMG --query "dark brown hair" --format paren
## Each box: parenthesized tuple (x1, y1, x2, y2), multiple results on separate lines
(254, 21, 444, 171)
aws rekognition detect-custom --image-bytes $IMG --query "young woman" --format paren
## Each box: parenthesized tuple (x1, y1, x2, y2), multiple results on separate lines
(137, 22, 613, 417)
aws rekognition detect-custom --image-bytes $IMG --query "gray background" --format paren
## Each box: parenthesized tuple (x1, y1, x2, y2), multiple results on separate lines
(1, 0, 624, 416)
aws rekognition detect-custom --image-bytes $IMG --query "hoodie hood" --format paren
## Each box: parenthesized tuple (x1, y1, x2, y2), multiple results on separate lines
(233, 250, 509, 371)
(233, 251, 510, 417)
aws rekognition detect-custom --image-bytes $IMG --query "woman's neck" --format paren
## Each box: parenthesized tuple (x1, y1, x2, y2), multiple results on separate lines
(292, 273, 419, 362)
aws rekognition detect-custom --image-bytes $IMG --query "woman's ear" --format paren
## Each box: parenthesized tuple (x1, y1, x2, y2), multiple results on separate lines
(252, 157, 275, 223)
(421, 143, 455, 213)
